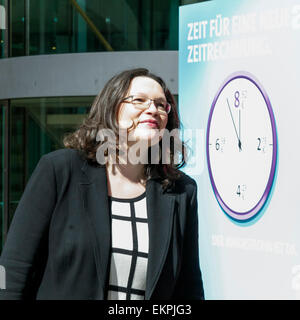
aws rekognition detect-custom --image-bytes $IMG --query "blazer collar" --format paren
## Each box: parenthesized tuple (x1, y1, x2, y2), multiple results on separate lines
(79, 160, 175, 300)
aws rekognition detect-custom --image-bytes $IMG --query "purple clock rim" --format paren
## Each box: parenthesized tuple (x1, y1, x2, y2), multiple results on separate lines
(206, 71, 278, 221)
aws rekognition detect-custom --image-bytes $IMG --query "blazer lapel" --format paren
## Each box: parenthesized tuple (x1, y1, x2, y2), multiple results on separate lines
(79, 161, 111, 296)
(145, 179, 175, 300)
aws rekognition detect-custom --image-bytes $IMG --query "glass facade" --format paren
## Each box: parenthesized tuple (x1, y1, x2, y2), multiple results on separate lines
(9, 97, 93, 223)
(0, 0, 205, 250)
(9, 0, 184, 57)
(0, 96, 93, 250)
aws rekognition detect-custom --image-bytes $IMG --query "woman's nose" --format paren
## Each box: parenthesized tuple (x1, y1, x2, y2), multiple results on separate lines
(146, 100, 159, 113)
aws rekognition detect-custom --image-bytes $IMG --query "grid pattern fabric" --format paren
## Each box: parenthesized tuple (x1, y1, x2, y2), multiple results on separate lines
(106, 192, 148, 300)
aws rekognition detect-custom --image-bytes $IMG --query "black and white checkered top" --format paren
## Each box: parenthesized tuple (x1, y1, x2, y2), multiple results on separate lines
(106, 191, 148, 300)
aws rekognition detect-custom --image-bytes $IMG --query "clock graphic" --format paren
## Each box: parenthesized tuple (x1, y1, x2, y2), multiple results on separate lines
(206, 71, 277, 221)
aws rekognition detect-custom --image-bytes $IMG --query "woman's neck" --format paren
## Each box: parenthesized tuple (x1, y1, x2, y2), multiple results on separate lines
(106, 143, 149, 183)
(105, 161, 147, 198)
(106, 161, 146, 184)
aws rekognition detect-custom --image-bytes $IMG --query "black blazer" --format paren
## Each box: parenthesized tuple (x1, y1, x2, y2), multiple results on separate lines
(0, 148, 204, 300)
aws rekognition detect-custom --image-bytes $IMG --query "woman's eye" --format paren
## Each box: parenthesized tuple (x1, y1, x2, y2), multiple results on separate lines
(133, 98, 146, 103)
(156, 102, 166, 109)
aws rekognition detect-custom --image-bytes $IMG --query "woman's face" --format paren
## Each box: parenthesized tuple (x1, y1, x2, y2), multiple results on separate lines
(117, 76, 169, 145)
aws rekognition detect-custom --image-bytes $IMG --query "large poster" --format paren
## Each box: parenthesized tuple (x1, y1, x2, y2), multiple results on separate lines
(179, 0, 300, 299)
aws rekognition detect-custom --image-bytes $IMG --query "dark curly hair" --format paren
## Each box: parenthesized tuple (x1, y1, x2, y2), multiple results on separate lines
(63, 68, 187, 191)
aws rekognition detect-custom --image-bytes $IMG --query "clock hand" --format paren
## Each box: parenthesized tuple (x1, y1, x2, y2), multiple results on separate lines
(226, 98, 242, 151)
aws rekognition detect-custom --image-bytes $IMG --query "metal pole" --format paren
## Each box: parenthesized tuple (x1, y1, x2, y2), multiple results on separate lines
(2, 0, 10, 247)
(3, 99, 10, 244)
(24, 0, 30, 55)
(4, 0, 9, 57)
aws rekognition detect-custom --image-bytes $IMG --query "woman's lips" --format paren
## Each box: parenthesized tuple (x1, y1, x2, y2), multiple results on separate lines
(138, 120, 159, 128)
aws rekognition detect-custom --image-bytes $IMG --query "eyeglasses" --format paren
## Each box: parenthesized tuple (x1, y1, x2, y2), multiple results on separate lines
(122, 95, 171, 115)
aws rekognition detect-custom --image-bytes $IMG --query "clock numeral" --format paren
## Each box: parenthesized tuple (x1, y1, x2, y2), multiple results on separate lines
(234, 91, 240, 108)
(257, 137, 267, 153)
(215, 138, 220, 151)
(214, 138, 226, 152)
(257, 137, 262, 151)
(236, 185, 241, 197)
(234, 90, 247, 109)
(236, 184, 247, 199)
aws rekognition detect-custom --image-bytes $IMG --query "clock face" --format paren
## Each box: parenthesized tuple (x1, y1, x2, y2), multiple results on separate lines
(206, 72, 277, 221)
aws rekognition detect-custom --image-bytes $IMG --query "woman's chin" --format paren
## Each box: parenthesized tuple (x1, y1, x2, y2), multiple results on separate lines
(129, 128, 163, 145)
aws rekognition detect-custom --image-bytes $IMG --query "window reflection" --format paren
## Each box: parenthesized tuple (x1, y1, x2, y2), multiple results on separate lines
(9, 96, 93, 219)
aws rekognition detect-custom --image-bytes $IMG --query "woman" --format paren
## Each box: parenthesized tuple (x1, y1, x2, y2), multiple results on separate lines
(0, 68, 204, 300)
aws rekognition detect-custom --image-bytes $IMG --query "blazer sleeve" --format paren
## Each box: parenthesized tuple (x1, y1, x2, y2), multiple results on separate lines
(172, 181, 205, 300)
(0, 155, 56, 300)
